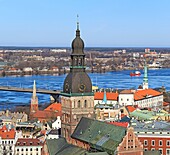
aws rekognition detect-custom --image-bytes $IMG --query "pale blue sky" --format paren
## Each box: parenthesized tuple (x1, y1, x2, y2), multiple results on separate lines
(0, 0, 170, 47)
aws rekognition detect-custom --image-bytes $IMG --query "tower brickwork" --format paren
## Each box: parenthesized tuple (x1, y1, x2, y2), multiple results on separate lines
(61, 18, 94, 141)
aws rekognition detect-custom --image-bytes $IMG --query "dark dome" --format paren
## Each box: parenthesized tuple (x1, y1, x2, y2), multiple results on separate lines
(71, 30, 84, 55)
(63, 72, 92, 94)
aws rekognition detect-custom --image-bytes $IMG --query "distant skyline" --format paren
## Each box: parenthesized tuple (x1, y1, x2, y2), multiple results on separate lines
(0, 0, 170, 47)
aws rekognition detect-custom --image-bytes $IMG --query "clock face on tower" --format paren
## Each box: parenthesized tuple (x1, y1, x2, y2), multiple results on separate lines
(79, 83, 86, 92)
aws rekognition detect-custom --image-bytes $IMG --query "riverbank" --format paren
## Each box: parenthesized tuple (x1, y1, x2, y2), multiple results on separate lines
(1, 67, 169, 77)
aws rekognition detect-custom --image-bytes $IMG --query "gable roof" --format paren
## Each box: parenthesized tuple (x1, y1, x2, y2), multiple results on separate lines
(71, 117, 126, 154)
(0, 126, 15, 139)
(44, 103, 61, 112)
(126, 105, 136, 113)
(94, 92, 118, 101)
(134, 89, 162, 101)
(31, 110, 61, 119)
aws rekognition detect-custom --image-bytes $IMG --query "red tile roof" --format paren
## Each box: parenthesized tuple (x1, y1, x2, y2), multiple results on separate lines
(120, 90, 134, 94)
(0, 126, 15, 139)
(163, 102, 170, 106)
(94, 92, 118, 100)
(126, 105, 136, 113)
(40, 130, 47, 135)
(121, 113, 126, 118)
(44, 103, 61, 112)
(31, 110, 61, 119)
(15, 138, 43, 146)
(134, 89, 162, 101)
(108, 122, 129, 128)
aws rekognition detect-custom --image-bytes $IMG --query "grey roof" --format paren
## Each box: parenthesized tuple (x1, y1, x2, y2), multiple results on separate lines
(132, 119, 170, 131)
(0, 115, 12, 120)
(48, 129, 60, 135)
(47, 121, 52, 128)
(154, 121, 170, 129)
(144, 150, 160, 155)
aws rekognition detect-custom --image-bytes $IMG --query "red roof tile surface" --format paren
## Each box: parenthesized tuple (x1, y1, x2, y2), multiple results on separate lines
(31, 110, 61, 119)
(163, 102, 170, 106)
(94, 92, 118, 100)
(44, 103, 61, 112)
(108, 122, 129, 128)
(134, 89, 162, 101)
(16, 138, 43, 146)
(0, 126, 15, 139)
(126, 105, 136, 113)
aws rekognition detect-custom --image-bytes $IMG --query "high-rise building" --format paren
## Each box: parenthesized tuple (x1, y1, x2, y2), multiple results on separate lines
(61, 20, 94, 141)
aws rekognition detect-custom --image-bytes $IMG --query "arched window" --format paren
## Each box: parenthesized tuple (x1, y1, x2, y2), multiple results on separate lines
(74, 100, 76, 108)
(78, 100, 81, 108)
(84, 100, 87, 108)
(78, 58, 82, 66)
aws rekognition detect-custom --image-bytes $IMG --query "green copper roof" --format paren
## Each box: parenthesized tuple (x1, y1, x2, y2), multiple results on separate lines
(71, 117, 126, 154)
(130, 110, 170, 121)
(143, 61, 148, 83)
(102, 91, 107, 104)
(46, 138, 87, 155)
(60, 92, 94, 97)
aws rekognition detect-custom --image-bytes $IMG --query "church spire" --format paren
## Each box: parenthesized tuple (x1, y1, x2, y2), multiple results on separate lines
(143, 60, 148, 89)
(77, 14, 79, 30)
(102, 90, 107, 104)
(76, 15, 80, 37)
(32, 80, 37, 99)
(30, 80, 38, 113)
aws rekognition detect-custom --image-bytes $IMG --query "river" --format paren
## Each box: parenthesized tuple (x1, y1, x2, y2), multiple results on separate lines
(0, 68, 169, 110)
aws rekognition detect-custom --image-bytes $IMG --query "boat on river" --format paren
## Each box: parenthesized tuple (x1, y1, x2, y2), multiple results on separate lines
(130, 71, 141, 76)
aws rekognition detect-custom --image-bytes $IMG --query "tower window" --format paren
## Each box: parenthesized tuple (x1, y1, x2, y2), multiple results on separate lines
(78, 100, 81, 108)
(78, 59, 82, 66)
(84, 100, 87, 108)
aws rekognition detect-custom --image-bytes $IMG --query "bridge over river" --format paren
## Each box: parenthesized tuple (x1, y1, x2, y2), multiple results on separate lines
(0, 86, 61, 101)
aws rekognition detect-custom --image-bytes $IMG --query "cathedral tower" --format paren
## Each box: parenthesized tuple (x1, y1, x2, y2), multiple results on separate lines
(61, 18, 94, 141)
(30, 80, 39, 113)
